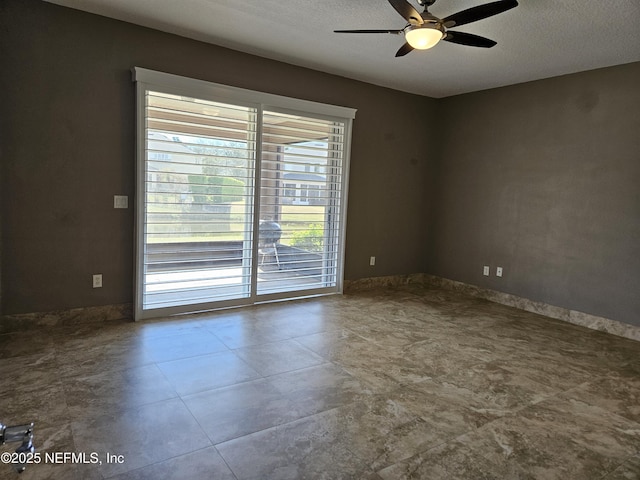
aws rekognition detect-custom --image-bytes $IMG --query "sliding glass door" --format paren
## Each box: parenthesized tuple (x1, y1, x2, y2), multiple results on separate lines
(134, 68, 355, 320)
(141, 92, 257, 311)
(257, 110, 345, 296)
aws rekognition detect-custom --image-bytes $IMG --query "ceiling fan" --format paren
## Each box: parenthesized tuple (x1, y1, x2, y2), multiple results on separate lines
(334, 0, 518, 57)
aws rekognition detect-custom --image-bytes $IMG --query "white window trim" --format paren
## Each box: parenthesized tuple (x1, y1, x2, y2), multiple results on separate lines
(132, 67, 356, 120)
(132, 67, 356, 320)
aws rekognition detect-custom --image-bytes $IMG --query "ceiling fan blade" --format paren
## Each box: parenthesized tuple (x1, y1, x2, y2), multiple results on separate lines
(395, 42, 414, 57)
(387, 0, 423, 25)
(444, 31, 497, 48)
(442, 0, 518, 28)
(334, 29, 403, 34)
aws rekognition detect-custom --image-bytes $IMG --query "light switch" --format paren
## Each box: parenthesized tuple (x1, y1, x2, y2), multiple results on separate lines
(114, 195, 128, 209)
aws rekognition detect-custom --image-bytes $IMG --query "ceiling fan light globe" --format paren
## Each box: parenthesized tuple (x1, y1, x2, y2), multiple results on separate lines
(405, 26, 443, 50)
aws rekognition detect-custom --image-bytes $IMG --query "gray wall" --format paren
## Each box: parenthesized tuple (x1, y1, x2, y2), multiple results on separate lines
(429, 62, 640, 326)
(2, 0, 638, 328)
(0, 0, 436, 315)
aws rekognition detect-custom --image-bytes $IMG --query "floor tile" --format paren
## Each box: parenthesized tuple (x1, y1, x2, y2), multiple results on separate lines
(602, 454, 640, 479)
(157, 351, 261, 396)
(320, 392, 450, 471)
(70, 398, 211, 477)
(0, 330, 55, 360)
(266, 311, 339, 339)
(558, 375, 640, 424)
(486, 351, 595, 392)
(251, 301, 321, 323)
(420, 361, 559, 417)
(456, 395, 640, 479)
(216, 413, 375, 480)
(183, 378, 300, 444)
(135, 317, 206, 339)
(269, 363, 374, 417)
(139, 330, 228, 363)
(55, 336, 151, 378)
(293, 328, 374, 361)
(64, 364, 178, 420)
(207, 319, 289, 349)
(391, 382, 498, 433)
(106, 447, 236, 480)
(377, 440, 517, 480)
(232, 339, 325, 376)
(333, 337, 482, 387)
(0, 351, 61, 396)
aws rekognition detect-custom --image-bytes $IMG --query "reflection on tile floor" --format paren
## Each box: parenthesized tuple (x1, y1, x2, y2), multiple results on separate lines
(1, 285, 639, 479)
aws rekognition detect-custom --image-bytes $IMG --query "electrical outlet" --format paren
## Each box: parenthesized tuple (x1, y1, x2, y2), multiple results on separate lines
(369, 256, 376, 266)
(483, 266, 490, 276)
(496, 267, 503, 277)
(93, 274, 103, 288)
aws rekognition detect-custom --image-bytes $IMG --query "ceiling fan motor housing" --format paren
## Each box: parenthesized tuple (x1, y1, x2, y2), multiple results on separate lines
(404, 20, 444, 35)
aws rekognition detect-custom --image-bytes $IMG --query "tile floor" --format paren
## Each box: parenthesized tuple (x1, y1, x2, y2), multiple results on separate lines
(1, 284, 639, 479)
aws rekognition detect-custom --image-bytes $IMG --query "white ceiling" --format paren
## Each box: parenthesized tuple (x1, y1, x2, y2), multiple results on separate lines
(44, 0, 640, 98)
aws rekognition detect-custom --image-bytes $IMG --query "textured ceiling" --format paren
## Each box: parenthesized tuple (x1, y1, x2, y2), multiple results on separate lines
(44, 0, 640, 98)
